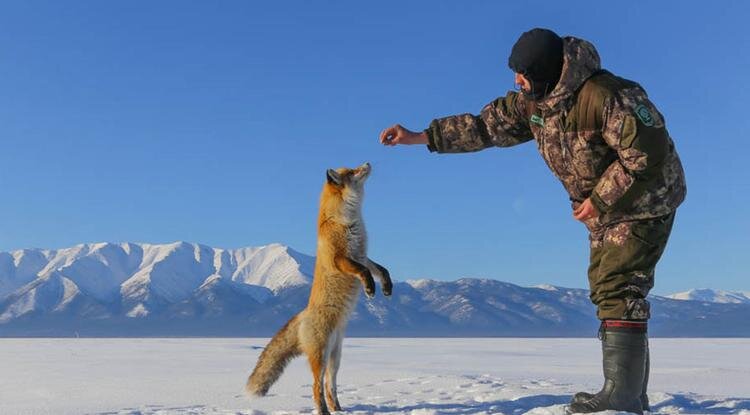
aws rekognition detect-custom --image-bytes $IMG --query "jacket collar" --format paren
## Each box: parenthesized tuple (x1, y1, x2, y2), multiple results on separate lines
(536, 37, 601, 112)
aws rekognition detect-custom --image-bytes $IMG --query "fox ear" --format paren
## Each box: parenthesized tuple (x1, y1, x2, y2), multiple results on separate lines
(326, 169, 342, 185)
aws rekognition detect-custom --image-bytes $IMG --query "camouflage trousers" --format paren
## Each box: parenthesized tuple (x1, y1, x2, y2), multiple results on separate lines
(587, 212, 676, 321)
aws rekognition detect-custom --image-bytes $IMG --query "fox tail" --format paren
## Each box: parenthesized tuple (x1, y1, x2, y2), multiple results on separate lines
(246, 313, 302, 396)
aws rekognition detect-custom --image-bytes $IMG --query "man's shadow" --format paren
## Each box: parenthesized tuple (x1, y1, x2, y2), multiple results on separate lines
(650, 393, 750, 414)
(348, 392, 750, 414)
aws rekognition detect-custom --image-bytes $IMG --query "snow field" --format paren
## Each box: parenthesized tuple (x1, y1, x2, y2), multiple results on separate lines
(0, 338, 748, 415)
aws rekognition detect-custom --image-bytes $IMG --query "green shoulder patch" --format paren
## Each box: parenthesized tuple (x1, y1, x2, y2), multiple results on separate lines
(635, 104, 655, 127)
(530, 114, 544, 127)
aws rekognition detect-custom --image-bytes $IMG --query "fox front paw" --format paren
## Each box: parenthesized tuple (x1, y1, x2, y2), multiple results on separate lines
(383, 281, 393, 296)
(364, 285, 376, 298)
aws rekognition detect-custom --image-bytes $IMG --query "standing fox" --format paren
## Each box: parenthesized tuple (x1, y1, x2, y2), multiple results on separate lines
(246, 162, 392, 415)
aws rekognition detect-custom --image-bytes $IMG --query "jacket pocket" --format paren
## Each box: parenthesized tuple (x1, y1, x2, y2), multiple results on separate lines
(570, 131, 599, 180)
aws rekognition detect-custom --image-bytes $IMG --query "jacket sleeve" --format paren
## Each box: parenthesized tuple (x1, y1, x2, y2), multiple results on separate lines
(425, 91, 534, 153)
(590, 89, 671, 213)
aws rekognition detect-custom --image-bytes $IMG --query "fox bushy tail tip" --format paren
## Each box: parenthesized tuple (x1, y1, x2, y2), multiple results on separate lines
(245, 376, 268, 397)
(245, 313, 302, 397)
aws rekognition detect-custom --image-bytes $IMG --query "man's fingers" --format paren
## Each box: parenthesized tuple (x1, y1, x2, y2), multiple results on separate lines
(573, 205, 587, 219)
(573, 198, 599, 222)
(380, 126, 405, 146)
(380, 126, 398, 145)
(379, 126, 393, 142)
(379, 128, 390, 143)
(574, 207, 590, 221)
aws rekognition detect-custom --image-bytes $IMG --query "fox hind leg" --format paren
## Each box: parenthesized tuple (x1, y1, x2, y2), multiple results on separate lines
(325, 330, 344, 411)
(307, 347, 331, 415)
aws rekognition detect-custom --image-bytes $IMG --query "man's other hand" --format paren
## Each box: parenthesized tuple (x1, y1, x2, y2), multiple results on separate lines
(573, 198, 600, 222)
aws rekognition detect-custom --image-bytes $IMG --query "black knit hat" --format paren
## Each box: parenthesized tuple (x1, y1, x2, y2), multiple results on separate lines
(508, 28, 564, 100)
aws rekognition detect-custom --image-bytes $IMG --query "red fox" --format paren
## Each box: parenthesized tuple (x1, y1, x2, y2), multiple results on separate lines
(246, 162, 392, 415)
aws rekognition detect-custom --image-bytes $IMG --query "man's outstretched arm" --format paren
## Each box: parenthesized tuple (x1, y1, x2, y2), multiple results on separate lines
(380, 92, 534, 153)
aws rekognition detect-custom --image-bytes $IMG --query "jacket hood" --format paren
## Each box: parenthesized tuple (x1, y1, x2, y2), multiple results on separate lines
(538, 37, 601, 111)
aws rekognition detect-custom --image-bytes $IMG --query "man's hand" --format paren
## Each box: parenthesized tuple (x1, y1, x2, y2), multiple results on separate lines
(379, 124, 428, 146)
(573, 198, 600, 222)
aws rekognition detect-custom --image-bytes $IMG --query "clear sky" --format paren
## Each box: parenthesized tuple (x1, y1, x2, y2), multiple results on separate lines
(1, 1, 748, 294)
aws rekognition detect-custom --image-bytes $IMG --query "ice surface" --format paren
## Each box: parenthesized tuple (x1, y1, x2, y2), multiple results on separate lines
(0, 338, 748, 414)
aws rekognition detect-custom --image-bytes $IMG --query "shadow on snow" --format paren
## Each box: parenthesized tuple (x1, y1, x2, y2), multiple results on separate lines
(97, 392, 750, 414)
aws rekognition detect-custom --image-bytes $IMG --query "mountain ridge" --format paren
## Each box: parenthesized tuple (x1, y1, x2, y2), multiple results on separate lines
(667, 288, 750, 304)
(1, 242, 748, 337)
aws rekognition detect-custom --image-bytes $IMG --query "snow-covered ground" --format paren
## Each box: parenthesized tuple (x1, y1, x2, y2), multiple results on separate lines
(1, 338, 748, 415)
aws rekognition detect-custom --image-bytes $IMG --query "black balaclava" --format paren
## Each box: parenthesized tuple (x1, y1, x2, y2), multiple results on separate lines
(508, 28, 564, 101)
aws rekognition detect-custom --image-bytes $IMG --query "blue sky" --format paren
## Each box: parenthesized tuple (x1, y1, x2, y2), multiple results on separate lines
(1, 1, 748, 294)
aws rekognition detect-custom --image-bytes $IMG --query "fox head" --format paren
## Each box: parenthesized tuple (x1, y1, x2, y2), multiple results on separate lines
(326, 162, 370, 190)
(321, 162, 371, 218)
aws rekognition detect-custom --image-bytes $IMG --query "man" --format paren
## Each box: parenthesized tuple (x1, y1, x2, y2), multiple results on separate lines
(379, 28, 686, 414)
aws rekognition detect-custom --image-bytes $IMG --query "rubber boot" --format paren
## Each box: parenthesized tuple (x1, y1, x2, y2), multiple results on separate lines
(641, 349, 650, 411)
(571, 342, 650, 411)
(566, 320, 648, 415)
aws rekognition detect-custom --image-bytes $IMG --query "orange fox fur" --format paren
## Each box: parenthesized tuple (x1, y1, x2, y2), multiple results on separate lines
(246, 162, 392, 415)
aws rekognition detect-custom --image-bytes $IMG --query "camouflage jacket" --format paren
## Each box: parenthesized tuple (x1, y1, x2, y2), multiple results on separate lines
(425, 37, 686, 230)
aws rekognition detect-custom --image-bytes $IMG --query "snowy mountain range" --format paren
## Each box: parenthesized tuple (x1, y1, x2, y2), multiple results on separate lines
(667, 288, 750, 304)
(1, 242, 748, 337)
